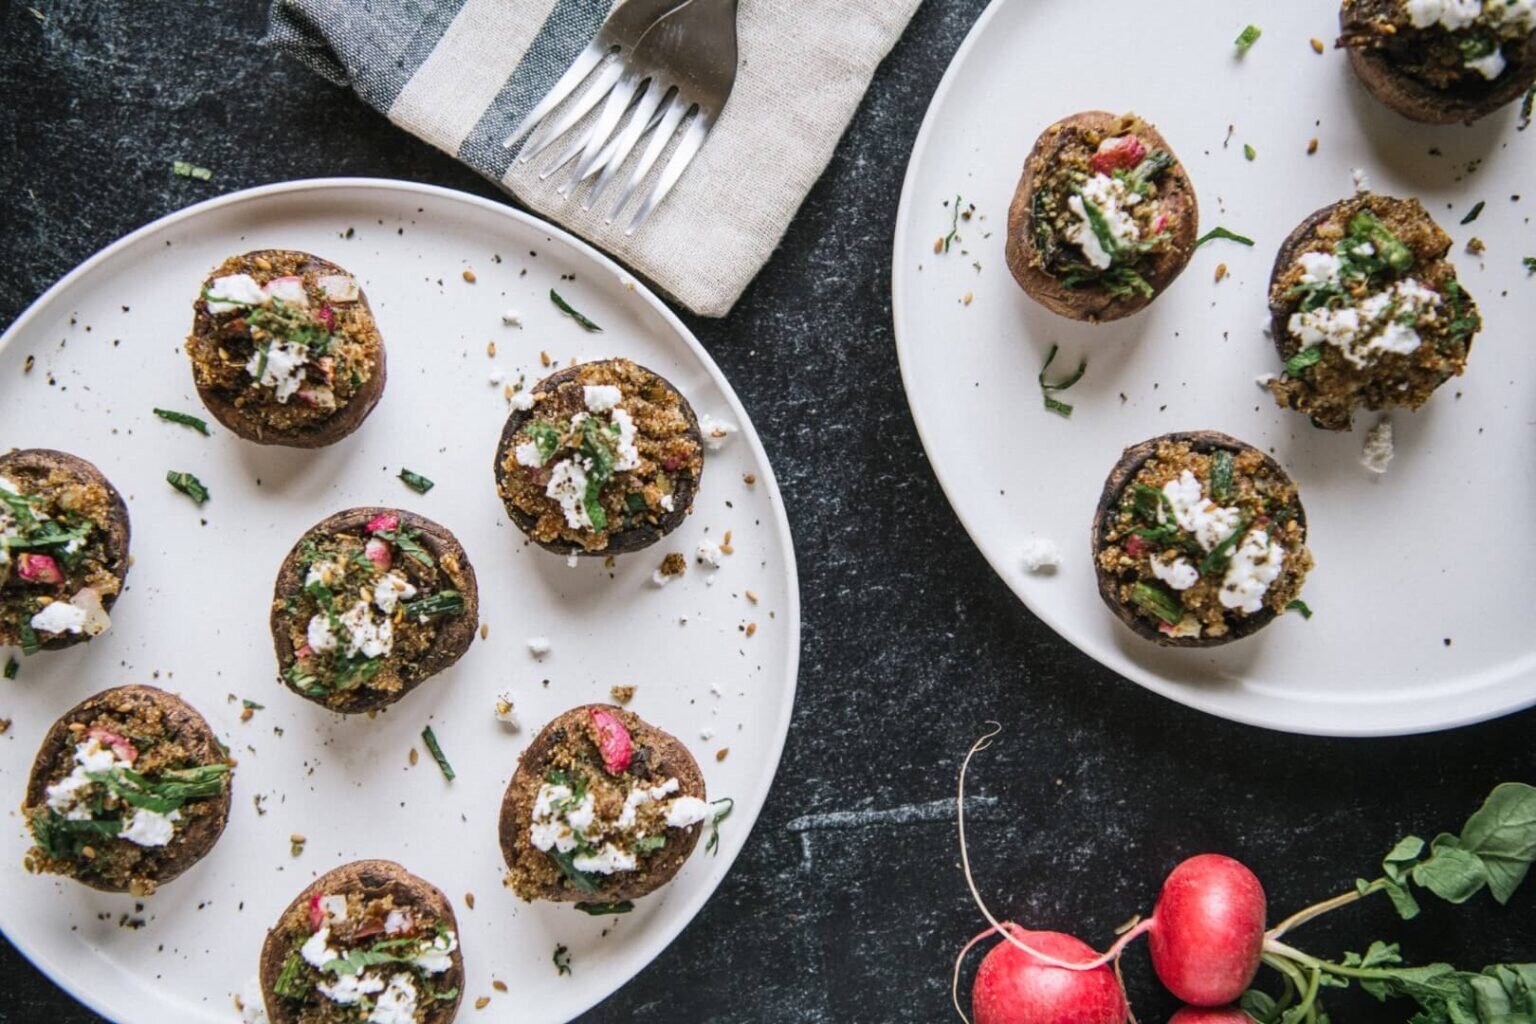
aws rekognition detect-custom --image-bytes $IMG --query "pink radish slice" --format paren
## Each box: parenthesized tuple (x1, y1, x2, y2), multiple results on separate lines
(262, 276, 309, 307)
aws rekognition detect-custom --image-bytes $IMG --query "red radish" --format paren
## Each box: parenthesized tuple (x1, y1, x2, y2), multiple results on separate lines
(972, 927, 1128, 1024)
(589, 707, 633, 774)
(16, 553, 63, 584)
(86, 726, 138, 764)
(1090, 135, 1147, 176)
(1148, 854, 1266, 1006)
(314, 306, 336, 331)
(364, 537, 393, 570)
(1169, 1008, 1251, 1023)
(365, 511, 399, 535)
(1123, 535, 1151, 559)
(307, 892, 326, 932)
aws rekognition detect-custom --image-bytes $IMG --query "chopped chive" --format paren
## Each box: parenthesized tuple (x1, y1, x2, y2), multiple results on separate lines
(166, 471, 210, 506)
(19, 623, 39, 657)
(421, 726, 455, 781)
(1195, 227, 1256, 248)
(1522, 256, 1535, 275)
(1460, 201, 1485, 225)
(3, 656, 17, 679)
(1287, 599, 1314, 620)
(1199, 518, 1251, 576)
(153, 408, 211, 435)
(549, 290, 603, 333)
(1285, 345, 1324, 375)
(398, 468, 434, 494)
(242, 699, 264, 710)
(1038, 344, 1088, 418)
(1235, 24, 1262, 53)
(574, 901, 634, 916)
(943, 194, 963, 253)
(1130, 582, 1183, 626)
(705, 797, 735, 855)
(1243, 143, 1257, 162)
(400, 591, 465, 620)
(172, 160, 213, 181)
(1210, 451, 1234, 504)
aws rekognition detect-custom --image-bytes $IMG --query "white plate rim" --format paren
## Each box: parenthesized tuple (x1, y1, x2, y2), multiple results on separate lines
(0, 176, 802, 1022)
(890, 0, 1535, 738)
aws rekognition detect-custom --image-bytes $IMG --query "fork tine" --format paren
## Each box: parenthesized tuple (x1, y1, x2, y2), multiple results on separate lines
(522, 58, 624, 163)
(606, 91, 689, 223)
(584, 83, 672, 209)
(625, 107, 713, 234)
(581, 102, 667, 186)
(572, 70, 644, 183)
(502, 44, 608, 151)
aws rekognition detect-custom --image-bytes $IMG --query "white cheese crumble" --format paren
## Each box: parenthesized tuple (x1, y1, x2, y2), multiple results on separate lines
(698, 414, 739, 450)
(573, 844, 639, 875)
(1219, 530, 1286, 614)
(1019, 537, 1061, 573)
(306, 614, 338, 653)
(660, 494, 675, 512)
(414, 931, 458, 974)
(205, 273, 266, 314)
(1467, 50, 1507, 78)
(1361, 419, 1396, 474)
(339, 601, 393, 658)
(320, 895, 349, 924)
(501, 309, 523, 327)
(367, 974, 419, 1024)
(318, 971, 385, 1006)
(665, 796, 714, 829)
(494, 694, 521, 728)
(1150, 554, 1200, 591)
(301, 927, 339, 970)
(1352, 168, 1371, 194)
(245, 339, 310, 403)
(583, 384, 623, 412)
(1298, 251, 1343, 285)
(371, 572, 417, 613)
(1066, 174, 1143, 270)
(527, 636, 551, 657)
(509, 389, 535, 411)
(262, 276, 309, 308)
(1163, 471, 1243, 552)
(545, 459, 592, 529)
(696, 540, 722, 567)
(1288, 278, 1443, 368)
(611, 408, 641, 471)
(30, 600, 87, 635)
(317, 274, 358, 302)
(119, 807, 181, 847)
(532, 775, 698, 873)
(515, 441, 545, 468)
(651, 569, 676, 587)
(46, 738, 128, 820)
(488, 367, 506, 386)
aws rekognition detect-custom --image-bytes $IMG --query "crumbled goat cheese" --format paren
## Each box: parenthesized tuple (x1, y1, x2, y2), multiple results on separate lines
(527, 637, 551, 657)
(318, 972, 385, 1006)
(696, 540, 722, 567)
(1361, 419, 1395, 474)
(47, 738, 129, 819)
(368, 974, 419, 1024)
(611, 408, 641, 470)
(665, 796, 714, 829)
(317, 275, 358, 302)
(1219, 530, 1286, 614)
(119, 807, 181, 847)
(660, 494, 675, 512)
(494, 695, 521, 729)
(306, 614, 338, 653)
(1467, 50, 1507, 78)
(1352, 168, 1371, 193)
(205, 273, 266, 314)
(30, 600, 87, 635)
(583, 384, 623, 413)
(1067, 174, 1143, 270)
(545, 459, 592, 530)
(488, 367, 506, 386)
(320, 895, 348, 924)
(301, 927, 340, 969)
(371, 572, 417, 613)
(1150, 554, 1201, 591)
(509, 389, 535, 411)
(306, 558, 346, 588)
(339, 601, 393, 658)
(501, 309, 523, 327)
(651, 569, 675, 587)
(1019, 537, 1062, 573)
(1298, 251, 1343, 284)
(1163, 470, 1244, 552)
(515, 441, 545, 468)
(1288, 278, 1442, 368)
(698, 414, 739, 450)
(245, 339, 310, 403)
(414, 931, 458, 974)
(573, 844, 639, 875)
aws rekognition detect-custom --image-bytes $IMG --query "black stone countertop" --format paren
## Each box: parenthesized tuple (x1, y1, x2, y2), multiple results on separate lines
(1, 2, 1532, 1022)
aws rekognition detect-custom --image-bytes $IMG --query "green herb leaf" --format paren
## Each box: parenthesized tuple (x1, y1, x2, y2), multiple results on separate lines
(153, 408, 211, 435)
(1349, 211, 1414, 274)
(400, 590, 465, 620)
(1521, 85, 1535, 130)
(1130, 582, 1183, 626)
(421, 725, 455, 781)
(574, 901, 634, 916)
(1285, 345, 1324, 375)
(1235, 24, 1262, 53)
(1412, 834, 1490, 903)
(550, 289, 603, 332)
(398, 468, 435, 494)
(1523, 257, 1535, 275)
(19, 623, 40, 656)
(943, 194, 963, 253)
(1210, 450, 1234, 503)
(706, 797, 735, 856)
(273, 950, 311, 999)
(1286, 599, 1313, 620)
(3, 656, 17, 679)
(1077, 196, 1120, 261)
(1455, 782, 1536, 904)
(632, 835, 666, 854)
(1195, 226, 1256, 248)
(1199, 518, 1251, 576)
(32, 808, 123, 860)
(1460, 201, 1486, 225)
(376, 528, 434, 568)
(526, 421, 562, 465)
(166, 471, 210, 506)
(546, 849, 600, 893)
(242, 699, 264, 710)
(1243, 143, 1257, 162)
(1038, 344, 1088, 417)
(172, 160, 213, 181)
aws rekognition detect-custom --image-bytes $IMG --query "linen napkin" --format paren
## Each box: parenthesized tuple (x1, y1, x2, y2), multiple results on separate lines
(267, 0, 923, 317)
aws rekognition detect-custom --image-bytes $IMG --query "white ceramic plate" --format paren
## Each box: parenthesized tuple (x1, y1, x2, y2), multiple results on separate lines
(0, 179, 799, 1022)
(893, 0, 1536, 736)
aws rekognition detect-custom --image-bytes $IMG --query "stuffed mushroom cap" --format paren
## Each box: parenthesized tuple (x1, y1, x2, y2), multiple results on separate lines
(270, 508, 479, 714)
(1266, 193, 1477, 431)
(0, 448, 130, 653)
(494, 358, 704, 557)
(1092, 432, 1313, 647)
(1339, 0, 1536, 124)
(500, 704, 710, 904)
(1005, 111, 1199, 323)
(22, 685, 233, 895)
(259, 859, 464, 1024)
(186, 250, 386, 448)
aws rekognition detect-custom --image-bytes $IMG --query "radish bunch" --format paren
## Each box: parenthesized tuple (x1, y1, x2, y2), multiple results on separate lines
(952, 730, 1536, 1024)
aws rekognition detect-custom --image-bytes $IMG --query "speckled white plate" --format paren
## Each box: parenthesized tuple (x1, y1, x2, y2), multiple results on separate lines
(893, 0, 1536, 736)
(0, 178, 799, 1023)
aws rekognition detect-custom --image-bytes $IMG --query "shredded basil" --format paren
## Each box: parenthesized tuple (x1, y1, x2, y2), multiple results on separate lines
(553, 944, 572, 975)
(421, 725, 455, 781)
(3, 656, 16, 679)
(1210, 451, 1234, 504)
(1195, 227, 1256, 248)
(942, 194, 963, 253)
(1038, 344, 1088, 418)
(33, 809, 125, 860)
(19, 623, 40, 656)
(166, 471, 209, 506)
(1199, 517, 1251, 576)
(172, 160, 213, 181)
(1243, 143, 1256, 162)
(526, 421, 562, 465)
(546, 849, 600, 894)
(575, 901, 635, 916)
(153, 408, 210, 435)
(1522, 257, 1535, 275)
(1287, 599, 1314, 620)
(273, 950, 311, 999)
(401, 590, 464, 620)
(376, 528, 434, 568)
(705, 797, 735, 856)
(550, 289, 603, 332)
(398, 468, 434, 494)
(1460, 201, 1485, 226)
(1235, 24, 1262, 53)
(1130, 582, 1183, 626)
(1285, 345, 1324, 375)
(632, 835, 666, 854)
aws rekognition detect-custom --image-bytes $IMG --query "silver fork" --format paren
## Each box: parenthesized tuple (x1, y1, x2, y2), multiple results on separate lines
(505, 0, 741, 234)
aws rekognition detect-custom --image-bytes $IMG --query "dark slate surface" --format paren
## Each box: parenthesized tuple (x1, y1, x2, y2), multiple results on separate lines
(2, 2, 1533, 1022)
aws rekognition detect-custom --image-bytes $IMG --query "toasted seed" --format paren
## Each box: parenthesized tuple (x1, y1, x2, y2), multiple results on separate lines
(1214, 263, 1228, 283)
(743, 473, 756, 485)
(465, 892, 476, 910)
(746, 590, 759, 604)
(1310, 37, 1325, 53)
(475, 996, 491, 1010)
(409, 747, 419, 766)
(240, 707, 254, 723)
(493, 980, 508, 993)
(480, 623, 490, 641)
(715, 748, 729, 762)
(540, 350, 551, 367)
(1307, 138, 1319, 155)
(487, 341, 496, 357)
(962, 291, 974, 306)
(463, 269, 477, 283)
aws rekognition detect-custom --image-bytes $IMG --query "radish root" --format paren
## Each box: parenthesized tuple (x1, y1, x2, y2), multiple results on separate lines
(956, 723, 1155, 972)
(951, 926, 999, 1023)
